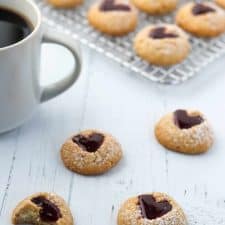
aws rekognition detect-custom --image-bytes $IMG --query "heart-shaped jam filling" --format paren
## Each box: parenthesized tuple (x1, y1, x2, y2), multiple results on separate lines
(174, 110, 204, 129)
(192, 3, 215, 15)
(100, 0, 131, 11)
(31, 196, 62, 222)
(138, 195, 172, 220)
(72, 133, 104, 152)
(149, 27, 178, 39)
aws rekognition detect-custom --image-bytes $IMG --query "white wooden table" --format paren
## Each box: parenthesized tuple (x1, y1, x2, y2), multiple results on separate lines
(0, 43, 225, 224)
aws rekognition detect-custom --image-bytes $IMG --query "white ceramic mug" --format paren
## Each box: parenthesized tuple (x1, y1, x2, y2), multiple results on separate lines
(0, 0, 81, 133)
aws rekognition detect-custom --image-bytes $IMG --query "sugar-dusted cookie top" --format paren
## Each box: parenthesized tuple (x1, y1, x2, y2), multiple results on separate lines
(61, 129, 123, 175)
(134, 24, 191, 66)
(155, 109, 214, 154)
(12, 192, 74, 225)
(176, 2, 225, 37)
(87, 0, 138, 36)
(118, 192, 187, 225)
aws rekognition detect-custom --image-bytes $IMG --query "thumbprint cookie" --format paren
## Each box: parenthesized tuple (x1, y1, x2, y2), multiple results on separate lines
(87, 0, 138, 36)
(155, 109, 214, 154)
(61, 129, 123, 175)
(131, 0, 178, 15)
(134, 24, 191, 66)
(176, 2, 225, 37)
(118, 192, 187, 225)
(12, 192, 74, 225)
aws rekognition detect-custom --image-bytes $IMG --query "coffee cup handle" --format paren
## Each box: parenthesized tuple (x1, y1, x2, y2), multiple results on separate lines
(40, 29, 81, 102)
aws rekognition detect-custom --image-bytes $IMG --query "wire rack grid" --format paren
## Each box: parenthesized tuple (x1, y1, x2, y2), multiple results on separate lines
(36, 0, 225, 84)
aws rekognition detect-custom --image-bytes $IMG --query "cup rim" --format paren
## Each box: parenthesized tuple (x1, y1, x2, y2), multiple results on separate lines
(0, 0, 42, 52)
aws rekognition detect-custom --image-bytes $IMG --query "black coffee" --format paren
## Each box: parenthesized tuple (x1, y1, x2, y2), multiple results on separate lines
(0, 8, 32, 48)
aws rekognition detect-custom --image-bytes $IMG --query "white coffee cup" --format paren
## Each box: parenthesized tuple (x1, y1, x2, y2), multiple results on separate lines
(0, 0, 82, 133)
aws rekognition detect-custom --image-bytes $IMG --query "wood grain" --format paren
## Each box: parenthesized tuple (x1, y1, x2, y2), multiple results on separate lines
(0, 45, 225, 224)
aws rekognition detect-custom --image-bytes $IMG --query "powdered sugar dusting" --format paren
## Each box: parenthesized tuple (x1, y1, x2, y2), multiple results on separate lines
(155, 111, 214, 154)
(119, 194, 225, 225)
(184, 203, 225, 225)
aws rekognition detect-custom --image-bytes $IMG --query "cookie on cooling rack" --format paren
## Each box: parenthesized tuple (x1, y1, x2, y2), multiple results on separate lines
(87, 0, 138, 36)
(215, 0, 225, 8)
(12, 192, 73, 225)
(131, 0, 178, 15)
(155, 109, 214, 154)
(47, 0, 83, 8)
(176, 2, 225, 37)
(133, 24, 190, 66)
(61, 129, 123, 175)
(118, 192, 187, 225)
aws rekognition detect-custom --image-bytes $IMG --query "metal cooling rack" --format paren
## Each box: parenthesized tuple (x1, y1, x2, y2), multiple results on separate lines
(36, 0, 225, 84)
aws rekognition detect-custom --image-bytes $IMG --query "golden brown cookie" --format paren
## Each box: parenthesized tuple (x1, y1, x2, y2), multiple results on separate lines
(176, 2, 225, 37)
(87, 0, 138, 36)
(47, 0, 83, 8)
(118, 192, 187, 225)
(12, 192, 73, 225)
(61, 130, 123, 175)
(215, 0, 225, 8)
(155, 109, 214, 154)
(134, 24, 191, 66)
(131, 0, 178, 15)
